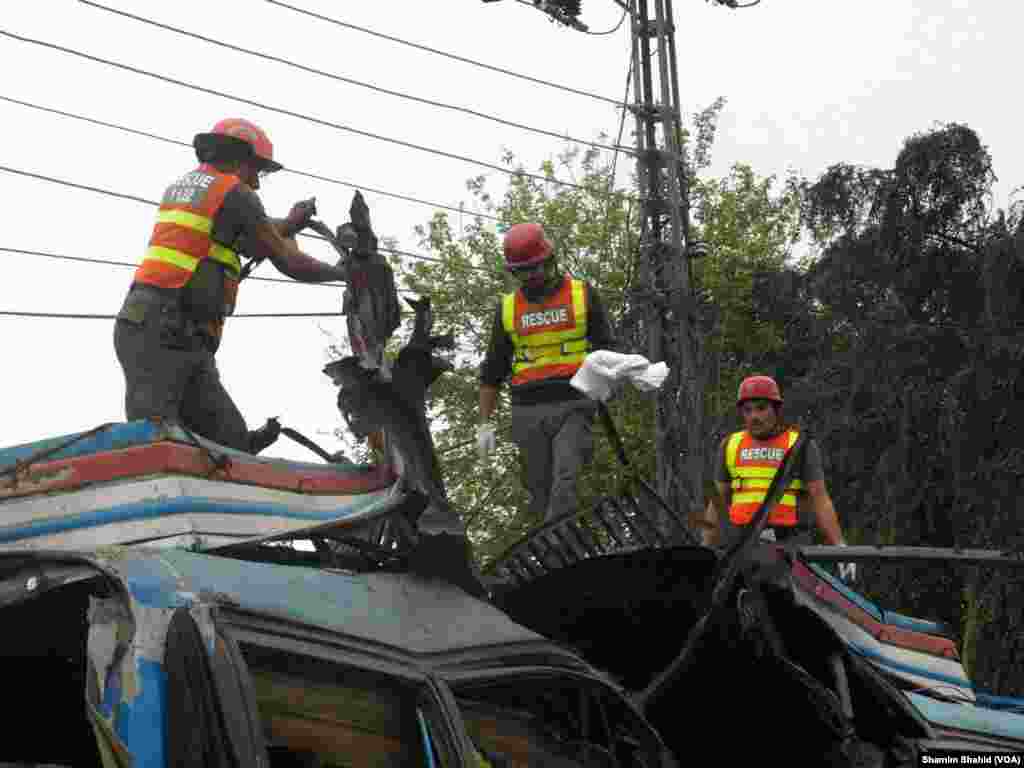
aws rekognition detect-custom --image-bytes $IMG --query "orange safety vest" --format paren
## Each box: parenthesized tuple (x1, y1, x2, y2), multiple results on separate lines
(134, 164, 244, 328)
(725, 428, 804, 526)
(501, 276, 591, 386)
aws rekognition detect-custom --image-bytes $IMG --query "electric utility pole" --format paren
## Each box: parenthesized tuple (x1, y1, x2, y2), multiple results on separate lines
(628, 0, 703, 531)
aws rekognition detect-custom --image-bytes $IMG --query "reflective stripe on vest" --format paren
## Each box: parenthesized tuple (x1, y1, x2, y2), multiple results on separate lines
(134, 164, 243, 315)
(725, 428, 803, 526)
(501, 277, 590, 386)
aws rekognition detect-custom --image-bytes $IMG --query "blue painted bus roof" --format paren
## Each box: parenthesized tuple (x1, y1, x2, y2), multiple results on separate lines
(99, 548, 553, 657)
(0, 420, 373, 475)
(806, 562, 952, 637)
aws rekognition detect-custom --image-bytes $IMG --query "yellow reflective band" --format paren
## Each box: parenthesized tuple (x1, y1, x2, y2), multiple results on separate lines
(734, 491, 798, 506)
(502, 292, 516, 334)
(514, 338, 590, 362)
(733, 481, 802, 493)
(157, 208, 213, 234)
(514, 351, 588, 373)
(726, 432, 744, 470)
(735, 477, 803, 488)
(144, 245, 199, 272)
(733, 466, 782, 479)
(208, 243, 241, 275)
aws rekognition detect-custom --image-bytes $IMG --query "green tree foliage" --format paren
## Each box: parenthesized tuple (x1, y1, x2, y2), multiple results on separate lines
(382, 133, 803, 568)
(764, 122, 1024, 695)
(326, 116, 1023, 696)
(690, 164, 802, 433)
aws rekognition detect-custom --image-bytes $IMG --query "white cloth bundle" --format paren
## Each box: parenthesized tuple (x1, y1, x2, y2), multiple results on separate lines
(570, 350, 670, 402)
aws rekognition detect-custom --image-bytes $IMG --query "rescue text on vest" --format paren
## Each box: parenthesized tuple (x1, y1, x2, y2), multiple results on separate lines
(520, 306, 570, 331)
(740, 446, 787, 462)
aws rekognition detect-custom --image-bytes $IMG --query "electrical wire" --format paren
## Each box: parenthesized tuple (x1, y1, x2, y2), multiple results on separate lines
(0, 29, 588, 192)
(0, 310, 344, 319)
(0, 164, 491, 270)
(0, 245, 439, 293)
(265, 0, 624, 107)
(513, 0, 630, 36)
(583, 8, 630, 35)
(79, 1, 630, 157)
(0, 94, 500, 223)
(609, 55, 634, 193)
(0, 249, 484, 323)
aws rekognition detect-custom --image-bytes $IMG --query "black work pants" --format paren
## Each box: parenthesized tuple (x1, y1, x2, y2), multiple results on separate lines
(113, 286, 250, 452)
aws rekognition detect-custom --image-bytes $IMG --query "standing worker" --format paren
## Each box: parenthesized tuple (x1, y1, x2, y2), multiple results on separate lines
(700, 375, 857, 581)
(477, 223, 617, 524)
(114, 118, 351, 454)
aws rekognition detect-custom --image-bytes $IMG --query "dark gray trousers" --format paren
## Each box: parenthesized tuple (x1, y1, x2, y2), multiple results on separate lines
(113, 286, 250, 452)
(510, 399, 597, 523)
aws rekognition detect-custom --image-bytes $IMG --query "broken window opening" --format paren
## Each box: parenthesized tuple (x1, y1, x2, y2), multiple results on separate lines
(449, 675, 665, 768)
(0, 572, 112, 768)
(239, 642, 447, 768)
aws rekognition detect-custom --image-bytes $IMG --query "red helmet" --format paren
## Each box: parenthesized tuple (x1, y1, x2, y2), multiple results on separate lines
(504, 223, 553, 269)
(194, 118, 283, 173)
(737, 375, 782, 406)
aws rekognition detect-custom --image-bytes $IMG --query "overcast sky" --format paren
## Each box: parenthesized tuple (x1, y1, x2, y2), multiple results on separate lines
(1, 0, 1019, 463)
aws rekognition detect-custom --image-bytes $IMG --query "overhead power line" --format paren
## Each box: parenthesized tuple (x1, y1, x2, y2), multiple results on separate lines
(0, 28, 586, 192)
(512, 0, 630, 36)
(266, 0, 623, 107)
(0, 310, 345, 320)
(0, 94, 500, 223)
(80, 1, 629, 157)
(0, 165, 493, 272)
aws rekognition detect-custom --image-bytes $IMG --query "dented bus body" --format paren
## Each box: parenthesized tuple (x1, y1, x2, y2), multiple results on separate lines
(0, 547, 671, 767)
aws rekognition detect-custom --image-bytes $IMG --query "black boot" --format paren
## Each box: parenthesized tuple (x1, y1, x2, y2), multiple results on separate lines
(248, 418, 281, 454)
(407, 533, 489, 600)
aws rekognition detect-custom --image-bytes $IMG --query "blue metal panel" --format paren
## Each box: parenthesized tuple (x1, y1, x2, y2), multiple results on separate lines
(0, 419, 377, 474)
(806, 562, 885, 622)
(883, 609, 953, 638)
(846, 642, 973, 690)
(906, 691, 1024, 741)
(0, 491, 394, 543)
(975, 692, 1024, 714)
(105, 550, 544, 653)
(114, 659, 167, 768)
(0, 421, 163, 468)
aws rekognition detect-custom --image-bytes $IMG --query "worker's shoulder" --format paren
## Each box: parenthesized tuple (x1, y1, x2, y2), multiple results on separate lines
(718, 432, 739, 456)
(223, 182, 267, 217)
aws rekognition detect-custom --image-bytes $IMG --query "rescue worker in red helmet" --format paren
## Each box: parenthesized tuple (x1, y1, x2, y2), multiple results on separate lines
(113, 118, 351, 454)
(700, 375, 856, 581)
(477, 223, 617, 524)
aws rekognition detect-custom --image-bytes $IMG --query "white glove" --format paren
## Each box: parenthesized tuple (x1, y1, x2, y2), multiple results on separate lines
(477, 423, 496, 460)
(838, 542, 857, 583)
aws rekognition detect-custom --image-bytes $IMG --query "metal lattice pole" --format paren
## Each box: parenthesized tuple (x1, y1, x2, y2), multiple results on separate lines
(629, 0, 703, 534)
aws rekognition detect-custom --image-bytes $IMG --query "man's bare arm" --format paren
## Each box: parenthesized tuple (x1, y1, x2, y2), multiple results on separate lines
(805, 479, 844, 545)
(248, 218, 348, 283)
(700, 481, 731, 546)
(479, 384, 499, 424)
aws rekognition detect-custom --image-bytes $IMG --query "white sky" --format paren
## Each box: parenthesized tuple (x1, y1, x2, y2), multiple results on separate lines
(1, 0, 1020, 462)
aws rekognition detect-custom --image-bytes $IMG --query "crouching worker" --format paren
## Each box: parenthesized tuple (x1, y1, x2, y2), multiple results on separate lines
(113, 118, 351, 453)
